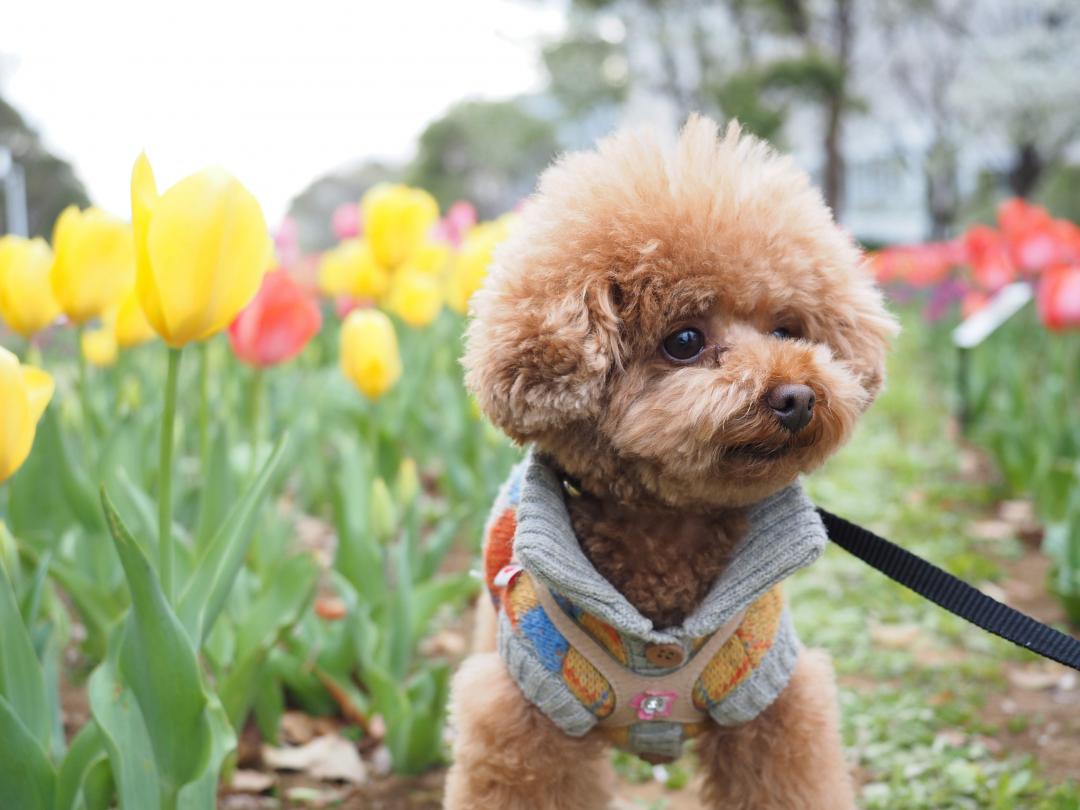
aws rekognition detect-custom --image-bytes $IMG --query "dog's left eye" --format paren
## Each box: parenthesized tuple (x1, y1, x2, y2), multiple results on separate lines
(771, 327, 795, 340)
(662, 328, 705, 361)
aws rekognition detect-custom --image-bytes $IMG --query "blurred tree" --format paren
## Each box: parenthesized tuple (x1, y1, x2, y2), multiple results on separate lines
(286, 160, 399, 252)
(877, 0, 971, 238)
(546, 0, 861, 211)
(716, 0, 858, 213)
(950, 0, 1080, 199)
(0, 93, 89, 238)
(543, 33, 628, 119)
(404, 99, 559, 218)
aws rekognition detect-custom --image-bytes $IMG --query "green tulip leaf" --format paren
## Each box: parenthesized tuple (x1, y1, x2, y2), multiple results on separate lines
(99, 488, 213, 803)
(218, 553, 319, 728)
(178, 435, 289, 646)
(193, 424, 233, 553)
(54, 721, 108, 810)
(0, 695, 56, 810)
(177, 696, 236, 810)
(0, 552, 52, 748)
(87, 654, 160, 810)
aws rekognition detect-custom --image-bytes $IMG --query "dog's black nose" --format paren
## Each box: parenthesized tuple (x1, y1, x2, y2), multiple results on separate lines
(766, 384, 815, 433)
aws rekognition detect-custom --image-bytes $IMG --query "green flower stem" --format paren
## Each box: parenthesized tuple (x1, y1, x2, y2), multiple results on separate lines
(159, 346, 183, 602)
(198, 341, 210, 471)
(249, 368, 264, 479)
(74, 324, 93, 436)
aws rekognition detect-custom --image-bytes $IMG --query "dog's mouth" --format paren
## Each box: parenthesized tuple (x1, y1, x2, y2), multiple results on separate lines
(721, 429, 820, 462)
(723, 443, 795, 461)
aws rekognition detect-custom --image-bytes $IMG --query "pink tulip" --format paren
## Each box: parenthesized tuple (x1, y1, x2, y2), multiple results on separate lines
(229, 269, 322, 367)
(332, 203, 361, 240)
(274, 217, 301, 267)
(433, 201, 477, 247)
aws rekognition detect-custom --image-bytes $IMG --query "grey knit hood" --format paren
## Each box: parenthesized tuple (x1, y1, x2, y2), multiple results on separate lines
(513, 452, 827, 644)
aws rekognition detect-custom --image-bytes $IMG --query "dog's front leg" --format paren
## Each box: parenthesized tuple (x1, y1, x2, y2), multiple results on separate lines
(696, 649, 856, 810)
(444, 652, 613, 810)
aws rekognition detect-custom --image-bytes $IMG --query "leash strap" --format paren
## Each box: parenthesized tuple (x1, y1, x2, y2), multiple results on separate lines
(818, 508, 1080, 673)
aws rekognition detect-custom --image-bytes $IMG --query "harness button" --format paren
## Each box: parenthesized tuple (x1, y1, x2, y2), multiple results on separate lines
(644, 643, 685, 667)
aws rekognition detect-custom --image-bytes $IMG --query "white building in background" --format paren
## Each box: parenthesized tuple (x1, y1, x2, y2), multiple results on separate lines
(612, 0, 1080, 247)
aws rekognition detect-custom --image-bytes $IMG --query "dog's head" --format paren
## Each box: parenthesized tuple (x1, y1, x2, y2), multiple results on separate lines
(464, 116, 897, 508)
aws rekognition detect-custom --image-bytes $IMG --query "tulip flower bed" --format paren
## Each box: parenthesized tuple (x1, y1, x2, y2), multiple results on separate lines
(875, 199, 1080, 624)
(0, 159, 520, 809)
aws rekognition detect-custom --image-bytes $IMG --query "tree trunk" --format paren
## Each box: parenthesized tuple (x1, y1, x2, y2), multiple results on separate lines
(821, 0, 851, 215)
(1008, 142, 1043, 199)
(925, 138, 959, 240)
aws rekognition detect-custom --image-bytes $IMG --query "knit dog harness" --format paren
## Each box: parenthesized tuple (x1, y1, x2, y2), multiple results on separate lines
(483, 453, 828, 761)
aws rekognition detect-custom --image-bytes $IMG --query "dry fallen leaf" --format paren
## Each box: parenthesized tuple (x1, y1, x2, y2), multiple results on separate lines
(229, 769, 274, 794)
(998, 499, 1035, 526)
(281, 710, 319, 745)
(968, 519, 1014, 541)
(934, 729, 967, 748)
(870, 622, 923, 648)
(263, 734, 368, 784)
(1007, 664, 1072, 691)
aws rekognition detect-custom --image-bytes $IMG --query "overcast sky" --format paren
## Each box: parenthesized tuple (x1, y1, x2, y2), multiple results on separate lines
(1, 0, 564, 225)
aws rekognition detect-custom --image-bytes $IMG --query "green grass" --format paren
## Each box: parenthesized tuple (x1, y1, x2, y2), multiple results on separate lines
(792, 316, 1080, 809)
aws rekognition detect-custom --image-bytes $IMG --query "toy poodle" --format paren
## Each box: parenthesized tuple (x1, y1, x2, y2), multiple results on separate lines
(445, 115, 896, 810)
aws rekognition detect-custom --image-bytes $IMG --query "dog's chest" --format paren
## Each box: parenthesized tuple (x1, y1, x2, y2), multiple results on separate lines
(566, 501, 748, 628)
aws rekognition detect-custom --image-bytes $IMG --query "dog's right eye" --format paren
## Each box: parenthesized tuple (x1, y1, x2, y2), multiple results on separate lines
(662, 328, 705, 361)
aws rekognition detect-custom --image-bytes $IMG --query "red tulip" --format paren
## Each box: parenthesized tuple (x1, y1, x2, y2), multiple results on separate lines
(998, 198, 1066, 273)
(1037, 264, 1080, 331)
(873, 243, 954, 288)
(963, 225, 1016, 292)
(229, 269, 323, 367)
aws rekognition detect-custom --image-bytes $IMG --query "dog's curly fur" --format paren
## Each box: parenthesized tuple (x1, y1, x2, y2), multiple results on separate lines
(446, 115, 897, 809)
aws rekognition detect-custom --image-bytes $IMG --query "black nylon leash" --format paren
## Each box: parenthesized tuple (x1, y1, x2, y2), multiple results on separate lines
(818, 508, 1080, 673)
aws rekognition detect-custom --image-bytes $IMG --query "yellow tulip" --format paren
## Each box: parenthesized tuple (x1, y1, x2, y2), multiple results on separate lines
(132, 153, 272, 347)
(0, 235, 60, 337)
(0, 346, 54, 482)
(386, 270, 442, 328)
(318, 239, 389, 300)
(409, 241, 451, 275)
(446, 216, 516, 314)
(340, 308, 402, 400)
(111, 287, 156, 348)
(50, 206, 135, 324)
(318, 243, 357, 297)
(81, 326, 118, 368)
(361, 184, 438, 269)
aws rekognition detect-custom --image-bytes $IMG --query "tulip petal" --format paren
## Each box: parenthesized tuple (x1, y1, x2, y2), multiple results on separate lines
(146, 169, 271, 345)
(0, 348, 34, 483)
(50, 207, 135, 324)
(20, 366, 55, 424)
(339, 309, 402, 400)
(131, 154, 169, 342)
(0, 236, 59, 337)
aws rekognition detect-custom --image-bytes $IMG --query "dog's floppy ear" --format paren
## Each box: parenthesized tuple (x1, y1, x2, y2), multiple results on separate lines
(463, 275, 621, 443)
(828, 267, 898, 404)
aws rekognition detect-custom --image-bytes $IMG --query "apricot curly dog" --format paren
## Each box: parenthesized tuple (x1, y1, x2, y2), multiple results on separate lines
(445, 115, 897, 810)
